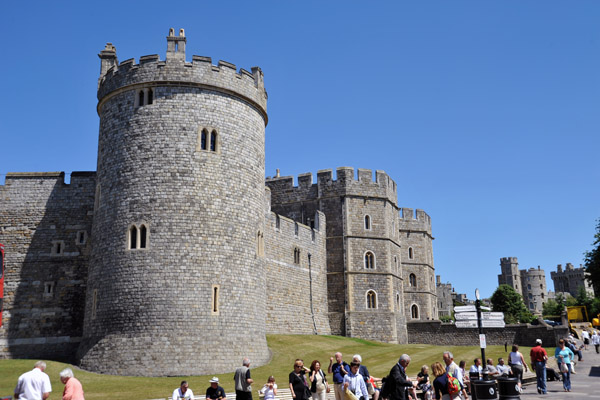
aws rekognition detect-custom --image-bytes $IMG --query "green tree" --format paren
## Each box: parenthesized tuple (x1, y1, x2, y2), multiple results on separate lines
(584, 219, 600, 295)
(542, 298, 563, 317)
(490, 284, 531, 324)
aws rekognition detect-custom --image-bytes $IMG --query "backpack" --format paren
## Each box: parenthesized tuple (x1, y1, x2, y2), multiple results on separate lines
(446, 373, 461, 396)
(379, 375, 391, 399)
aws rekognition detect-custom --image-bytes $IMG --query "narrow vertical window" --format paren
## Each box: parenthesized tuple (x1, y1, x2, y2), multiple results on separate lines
(364, 215, 371, 230)
(294, 222, 299, 237)
(211, 285, 220, 315)
(139, 225, 147, 249)
(408, 247, 414, 259)
(129, 226, 138, 249)
(92, 289, 98, 320)
(366, 290, 377, 309)
(210, 130, 217, 152)
(201, 129, 208, 150)
(396, 293, 400, 311)
(364, 251, 375, 269)
(275, 215, 280, 230)
(147, 88, 153, 105)
(138, 90, 144, 106)
(77, 231, 86, 245)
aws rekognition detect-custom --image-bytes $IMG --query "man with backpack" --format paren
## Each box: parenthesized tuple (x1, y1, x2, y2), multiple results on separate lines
(443, 351, 468, 400)
(380, 354, 417, 400)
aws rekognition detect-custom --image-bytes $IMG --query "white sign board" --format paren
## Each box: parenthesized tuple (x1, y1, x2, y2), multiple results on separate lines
(480, 306, 491, 311)
(455, 320, 478, 328)
(454, 305, 476, 313)
(483, 312, 505, 320)
(480, 334, 487, 348)
(481, 320, 506, 328)
(455, 312, 478, 320)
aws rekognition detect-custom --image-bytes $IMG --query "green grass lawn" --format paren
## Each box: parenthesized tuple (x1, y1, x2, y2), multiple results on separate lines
(0, 335, 531, 400)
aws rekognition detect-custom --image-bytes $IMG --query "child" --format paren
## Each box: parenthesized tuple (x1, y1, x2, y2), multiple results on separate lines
(416, 365, 432, 400)
(260, 376, 278, 400)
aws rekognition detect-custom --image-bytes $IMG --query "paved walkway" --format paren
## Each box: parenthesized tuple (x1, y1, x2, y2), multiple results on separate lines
(519, 345, 600, 398)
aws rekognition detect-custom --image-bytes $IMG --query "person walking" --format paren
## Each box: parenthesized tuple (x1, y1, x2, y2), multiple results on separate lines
(582, 329, 590, 350)
(555, 338, 575, 392)
(431, 362, 458, 400)
(60, 368, 85, 400)
(309, 360, 328, 400)
(592, 330, 600, 354)
(343, 362, 368, 400)
(234, 358, 254, 400)
(289, 359, 311, 400)
(384, 354, 417, 400)
(14, 361, 52, 400)
(508, 344, 528, 391)
(329, 352, 349, 400)
(529, 339, 548, 394)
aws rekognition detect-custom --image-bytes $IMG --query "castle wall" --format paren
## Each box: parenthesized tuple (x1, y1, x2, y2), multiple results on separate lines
(78, 31, 270, 376)
(266, 168, 414, 343)
(521, 267, 547, 315)
(436, 276, 453, 318)
(551, 263, 595, 297)
(398, 208, 436, 320)
(264, 211, 330, 335)
(407, 320, 569, 348)
(0, 172, 95, 360)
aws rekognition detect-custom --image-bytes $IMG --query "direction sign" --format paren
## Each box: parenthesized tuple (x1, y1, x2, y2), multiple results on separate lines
(455, 312, 478, 320)
(481, 320, 506, 328)
(455, 320, 478, 328)
(454, 305, 476, 313)
(483, 312, 505, 320)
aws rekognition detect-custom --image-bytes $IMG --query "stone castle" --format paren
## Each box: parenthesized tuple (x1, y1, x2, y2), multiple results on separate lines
(0, 29, 436, 376)
(551, 263, 595, 298)
(497, 257, 547, 315)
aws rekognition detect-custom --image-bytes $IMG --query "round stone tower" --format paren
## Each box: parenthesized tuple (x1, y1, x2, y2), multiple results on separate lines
(77, 29, 270, 376)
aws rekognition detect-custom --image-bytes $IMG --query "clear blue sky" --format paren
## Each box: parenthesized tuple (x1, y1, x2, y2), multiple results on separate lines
(1, 1, 599, 299)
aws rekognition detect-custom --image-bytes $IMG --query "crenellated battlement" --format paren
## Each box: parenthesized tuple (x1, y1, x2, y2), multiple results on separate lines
(1, 172, 96, 189)
(397, 208, 432, 234)
(97, 28, 267, 119)
(500, 257, 519, 264)
(265, 167, 398, 205)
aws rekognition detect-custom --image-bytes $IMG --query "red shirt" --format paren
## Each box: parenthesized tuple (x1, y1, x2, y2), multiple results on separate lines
(530, 346, 547, 362)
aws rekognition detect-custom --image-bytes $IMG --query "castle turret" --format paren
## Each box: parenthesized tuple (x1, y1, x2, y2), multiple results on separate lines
(78, 29, 269, 376)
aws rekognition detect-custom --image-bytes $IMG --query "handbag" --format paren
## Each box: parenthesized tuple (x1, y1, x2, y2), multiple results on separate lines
(303, 375, 312, 398)
(560, 362, 569, 373)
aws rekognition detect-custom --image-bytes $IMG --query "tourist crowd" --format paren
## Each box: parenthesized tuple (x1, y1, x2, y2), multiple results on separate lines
(11, 331, 600, 400)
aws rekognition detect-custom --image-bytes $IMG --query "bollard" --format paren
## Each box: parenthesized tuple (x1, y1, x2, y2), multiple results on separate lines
(496, 376, 520, 400)
(471, 379, 498, 400)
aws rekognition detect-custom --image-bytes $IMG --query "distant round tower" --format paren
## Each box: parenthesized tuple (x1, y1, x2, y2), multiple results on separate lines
(78, 29, 269, 376)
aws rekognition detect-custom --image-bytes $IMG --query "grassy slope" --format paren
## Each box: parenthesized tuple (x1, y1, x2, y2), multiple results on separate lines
(0, 335, 531, 400)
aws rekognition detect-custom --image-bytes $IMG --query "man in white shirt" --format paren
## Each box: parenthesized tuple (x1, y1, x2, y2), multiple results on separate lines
(343, 362, 368, 400)
(173, 380, 194, 400)
(496, 358, 511, 376)
(14, 361, 52, 400)
(592, 331, 600, 354)
(581, 330, 590, 350)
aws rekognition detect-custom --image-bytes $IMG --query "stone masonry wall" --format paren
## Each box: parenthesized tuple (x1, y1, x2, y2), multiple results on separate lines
(0, 172, 95, 361)
(264, 211, 330, 335)
(399, 208, 436, 320)
(407, 321, 569, 347)
(78, 32, 270, 376)
(267, 168, 411, 343)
